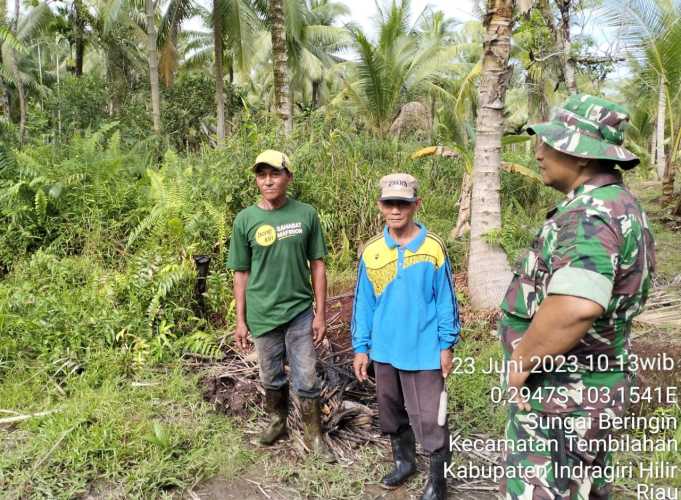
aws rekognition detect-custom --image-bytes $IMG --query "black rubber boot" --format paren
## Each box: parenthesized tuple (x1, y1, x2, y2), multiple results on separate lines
(381, 427, 417, 489)
(419, 446, 451, 500)
(300, 397, 336, 463)
(258, 386, 288, 445)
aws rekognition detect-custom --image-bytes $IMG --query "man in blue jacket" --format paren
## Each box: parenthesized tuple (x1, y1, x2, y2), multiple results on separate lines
(352, 173, 461, 500)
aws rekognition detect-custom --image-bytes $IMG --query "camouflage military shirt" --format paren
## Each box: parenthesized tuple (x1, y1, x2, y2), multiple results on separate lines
(499, 171, 655, 413)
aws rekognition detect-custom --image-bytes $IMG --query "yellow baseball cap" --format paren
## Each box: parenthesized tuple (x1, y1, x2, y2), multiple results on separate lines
(253, 150, 293, 173)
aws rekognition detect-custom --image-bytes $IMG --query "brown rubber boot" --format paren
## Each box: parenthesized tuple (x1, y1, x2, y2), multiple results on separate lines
(258, 386, 288, 445)
(300, 397, 336, 463)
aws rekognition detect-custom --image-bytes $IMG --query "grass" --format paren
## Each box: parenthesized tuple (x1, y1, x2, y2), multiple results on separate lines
(627, 175, 681, 281)
(0, 136, 678, 498)
(0, 352, 255, 498)
(268, 448, 387, 499)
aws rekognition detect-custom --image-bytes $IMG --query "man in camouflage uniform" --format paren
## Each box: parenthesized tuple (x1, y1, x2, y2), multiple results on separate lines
(499, 94, 656, 499)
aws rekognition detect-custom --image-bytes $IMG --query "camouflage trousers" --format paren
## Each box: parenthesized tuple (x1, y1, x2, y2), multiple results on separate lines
(500, 404, 624, 500)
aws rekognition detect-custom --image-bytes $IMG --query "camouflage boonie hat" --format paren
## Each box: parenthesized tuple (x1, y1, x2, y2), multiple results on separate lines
(527, 94, 640, 169)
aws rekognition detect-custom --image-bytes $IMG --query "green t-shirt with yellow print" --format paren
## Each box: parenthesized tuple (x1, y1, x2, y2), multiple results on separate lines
(227, 198, 327, 336)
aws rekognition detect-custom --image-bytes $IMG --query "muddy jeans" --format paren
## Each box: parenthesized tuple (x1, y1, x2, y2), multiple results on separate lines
(253, 307, 321, 399)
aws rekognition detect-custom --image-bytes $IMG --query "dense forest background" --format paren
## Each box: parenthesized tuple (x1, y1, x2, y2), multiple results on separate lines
(1, 0, 680, 497)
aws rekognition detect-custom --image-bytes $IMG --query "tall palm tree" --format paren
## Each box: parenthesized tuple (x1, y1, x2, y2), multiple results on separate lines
(339, 0, 458, 135)
(209, 0, 259, 142)
(468, 0, 518, 309)
(606, 0, 681, 202)
(285, 0, 350, 110)
(554, 0, 576, 93)
(0, 2, 52, 144)
(139, 0, 194, 135)
(7, 0, 24, 143)
(269, 0, 291, 133)
(67, 0, 89, 76)
(145, 0, 162, 134)
(87, 0, 147, 115)
(213, 0, 225, 141)
(0, 1, 6, 119)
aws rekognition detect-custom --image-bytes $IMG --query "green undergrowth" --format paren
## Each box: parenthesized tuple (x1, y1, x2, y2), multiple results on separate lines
(448, 330, 505, 436)
(0, 352, 255, 498)
(627, 175, 681, 281)
(1, 119, 677, 497)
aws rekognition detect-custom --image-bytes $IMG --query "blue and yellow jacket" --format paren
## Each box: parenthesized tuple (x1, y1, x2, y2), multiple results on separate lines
(351, 224, 461, 371)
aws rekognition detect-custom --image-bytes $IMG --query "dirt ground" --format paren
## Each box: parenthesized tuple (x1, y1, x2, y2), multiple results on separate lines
(195, 271, 681, 500)
(185, 473, 498, 500)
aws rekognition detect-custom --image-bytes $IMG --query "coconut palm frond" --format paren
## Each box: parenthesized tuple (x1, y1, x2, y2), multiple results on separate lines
(0, 25, 27, 54)
(17, 3, 54, 42)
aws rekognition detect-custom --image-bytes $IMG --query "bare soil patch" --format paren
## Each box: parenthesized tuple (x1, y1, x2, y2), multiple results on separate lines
(631, 328, 681, 412)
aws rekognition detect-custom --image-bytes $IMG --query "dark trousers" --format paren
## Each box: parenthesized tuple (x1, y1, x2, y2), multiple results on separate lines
(374, 361, 448, 453)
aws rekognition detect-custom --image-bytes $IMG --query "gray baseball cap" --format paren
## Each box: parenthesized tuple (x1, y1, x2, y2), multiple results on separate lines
(379, 173, 419, 202)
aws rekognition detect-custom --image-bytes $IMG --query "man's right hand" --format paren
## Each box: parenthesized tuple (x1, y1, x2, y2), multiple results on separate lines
(234, 322, 251, 351)
(353, 353, 369, 382)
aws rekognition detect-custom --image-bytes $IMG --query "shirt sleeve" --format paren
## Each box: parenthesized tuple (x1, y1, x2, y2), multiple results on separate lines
(547, 209, 620, 309)
(307, 210, 328, 261)
(351, 258, 376, 354)
(226, 214, 251, 271)
(434, 257, 461, 350)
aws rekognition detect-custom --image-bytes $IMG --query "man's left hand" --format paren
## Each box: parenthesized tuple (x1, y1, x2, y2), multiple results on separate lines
(507, 367, 532, 412)
(312, 314, 326, 345)
(440, 349, 453, 378)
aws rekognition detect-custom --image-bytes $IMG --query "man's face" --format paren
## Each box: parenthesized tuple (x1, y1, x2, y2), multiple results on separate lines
(535, 141, 582, 193)
(255, 165, 291, 202)
(378, 199, 420, 230)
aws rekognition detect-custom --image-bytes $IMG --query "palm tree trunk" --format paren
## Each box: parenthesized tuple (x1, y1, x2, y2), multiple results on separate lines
(673, 190, 681, 217)
(312, 79, 320, 109)
(656, 77, 666, 180)
(430, 93, 436, 143)
(269, 0, 291, 134)
(468, 0, 514, 310)
(6, 51, 25, 144)
(0, 0, 8, 119)
(534, 0, 552, 120)
(74, 0, 85, 76)
(661, 155, 674, 205)
(145, 0, 162, 135)
(14, 64, 25, 144)
(650, 127, 656, 164)
(213, 0, 225, 144)
(8, 0, 25, 143)
(451, 172, 472, 239)
(556, 0, 577, 93)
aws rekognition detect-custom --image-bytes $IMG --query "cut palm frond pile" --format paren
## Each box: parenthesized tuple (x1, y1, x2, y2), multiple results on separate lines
(197, 294, 382, 461)
(635, 282, 681, 328)
(195, 274, 503, 474)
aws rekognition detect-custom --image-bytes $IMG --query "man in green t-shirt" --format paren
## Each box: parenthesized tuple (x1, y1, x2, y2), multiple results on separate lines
(227, 149, 333, 462)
